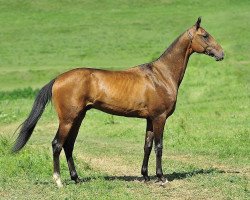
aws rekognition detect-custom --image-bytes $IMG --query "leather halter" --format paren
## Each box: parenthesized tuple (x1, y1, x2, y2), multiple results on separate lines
(187, 30, 213, 55)
(186, 30, 194, 54)
(187, 30, 193, 42)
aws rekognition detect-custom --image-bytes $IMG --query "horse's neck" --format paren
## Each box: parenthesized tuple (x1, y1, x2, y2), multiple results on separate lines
(153, 32, 192, 89)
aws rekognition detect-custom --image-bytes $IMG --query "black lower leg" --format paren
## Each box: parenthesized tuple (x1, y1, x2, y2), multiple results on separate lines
(155, 141, 166, 182)
(64, 139, 80, 183)
(52, 137, 62, 175)
(141, 119, 154, 181)
(67, 157, 80, 183)
(141, 146, 153, 181)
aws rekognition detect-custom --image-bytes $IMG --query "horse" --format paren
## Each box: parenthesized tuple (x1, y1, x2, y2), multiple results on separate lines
(12, 17, 224, 187)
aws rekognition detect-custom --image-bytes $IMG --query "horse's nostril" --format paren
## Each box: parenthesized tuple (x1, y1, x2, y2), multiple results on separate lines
(209, 52, 214, 57)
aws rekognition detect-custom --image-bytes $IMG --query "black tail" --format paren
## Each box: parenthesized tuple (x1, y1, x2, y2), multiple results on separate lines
(12, 79, 55, 153)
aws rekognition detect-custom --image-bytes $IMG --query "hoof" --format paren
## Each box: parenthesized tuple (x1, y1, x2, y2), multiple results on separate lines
(56, 181, 63, 188)
(74, 177, 81, 184)
(155, 177, 168, 186)
(143, 176, 150, 182)
(160, 179, 169, 186)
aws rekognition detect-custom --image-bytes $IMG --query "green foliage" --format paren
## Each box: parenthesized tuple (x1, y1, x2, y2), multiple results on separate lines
(0, 87, 39, 100)
(0, 135, 11, 155)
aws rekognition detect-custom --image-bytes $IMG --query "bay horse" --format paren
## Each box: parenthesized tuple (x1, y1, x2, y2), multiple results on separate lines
(12, 17, 224, 187)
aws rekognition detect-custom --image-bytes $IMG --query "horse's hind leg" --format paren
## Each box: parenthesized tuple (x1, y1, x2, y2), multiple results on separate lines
(52, 107, 86, 187)
(52, 133, 62, 187)
(52, 123, 72, 188)
(63, 111, 86, 183)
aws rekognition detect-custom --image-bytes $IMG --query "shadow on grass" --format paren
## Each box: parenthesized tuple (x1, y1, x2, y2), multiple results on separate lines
(64, 168, 240, 185)
(105, 168, 225, 182)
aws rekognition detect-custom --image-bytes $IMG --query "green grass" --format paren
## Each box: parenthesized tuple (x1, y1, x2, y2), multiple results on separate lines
(0, 0, 249, 199)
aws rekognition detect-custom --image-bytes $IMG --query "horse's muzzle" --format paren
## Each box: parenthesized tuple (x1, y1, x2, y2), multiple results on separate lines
(215, 51, 224, 61)
(206, 48, 224, 61)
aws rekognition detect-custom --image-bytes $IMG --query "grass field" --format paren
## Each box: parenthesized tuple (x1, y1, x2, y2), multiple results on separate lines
(0, 0, 249, 199)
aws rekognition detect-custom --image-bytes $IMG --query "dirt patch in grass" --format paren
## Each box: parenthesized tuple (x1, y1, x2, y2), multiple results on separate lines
(79, 154, 139, 177)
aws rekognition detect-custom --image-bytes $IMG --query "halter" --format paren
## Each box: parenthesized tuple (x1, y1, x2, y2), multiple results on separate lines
(186, 30, 213, 55)
(187, 30, 193, 42)
(186, 30, 194, 54)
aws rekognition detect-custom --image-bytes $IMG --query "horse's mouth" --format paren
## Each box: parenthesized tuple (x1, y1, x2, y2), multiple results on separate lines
(205, 51, 224, 61)
(214, 54, 224, 61)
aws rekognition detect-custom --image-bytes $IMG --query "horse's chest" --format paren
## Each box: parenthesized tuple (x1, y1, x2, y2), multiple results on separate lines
(147, 88, 177, 117)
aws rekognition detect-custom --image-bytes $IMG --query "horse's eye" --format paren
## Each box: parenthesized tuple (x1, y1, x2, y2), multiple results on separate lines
(203, 34, 209, 39)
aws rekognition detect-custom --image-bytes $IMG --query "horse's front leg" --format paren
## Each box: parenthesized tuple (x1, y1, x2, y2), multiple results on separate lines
(141, 118, 154, 181)
(153, 115, 168, 184)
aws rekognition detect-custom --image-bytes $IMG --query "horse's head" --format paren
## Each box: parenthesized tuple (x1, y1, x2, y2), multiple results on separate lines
(188, 17, 224, 61)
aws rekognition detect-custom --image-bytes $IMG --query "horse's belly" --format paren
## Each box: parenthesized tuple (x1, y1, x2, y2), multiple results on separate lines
(87, 69, 151, 117)
(92, 100, 149, 118)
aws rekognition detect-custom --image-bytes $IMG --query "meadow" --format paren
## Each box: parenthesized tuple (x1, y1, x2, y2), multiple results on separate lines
(0, 0, 249, 199)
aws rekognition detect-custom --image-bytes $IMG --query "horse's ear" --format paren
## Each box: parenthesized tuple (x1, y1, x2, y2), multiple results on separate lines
(195, 17, 201, 30)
